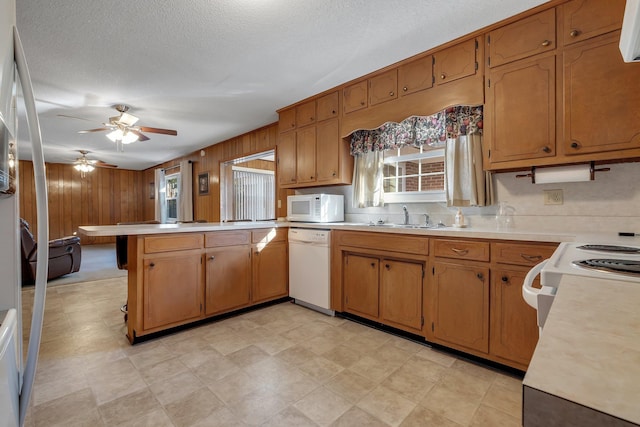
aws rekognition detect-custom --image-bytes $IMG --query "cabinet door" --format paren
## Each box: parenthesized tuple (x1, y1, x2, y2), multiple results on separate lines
(205, 245, 251, 315)
(398, 55, 433, 96)
(343, 80, 368, 114)
(252, 240, 288, 303)
(143, 253, 203, 330)
(278, 108, 296, 133)
(380, 259, 424, 334)
(315, 119, 340, 183)
(295, 126, 316, 183)
(316, 91, 339, 122)
(561, 0, 625, 46)
(277, 132, 297, 185)
(343, 254, 379, 319)
(432, 261, 489, 353)
(295, 100, 316, 128)
(488, 8, 556, 68)
(369, 69, 398, 106)
(490, 268, 539, 367)
(434, 38, 477, 85)
(563, 32, 640, 156)
(486, 53, 556, 164)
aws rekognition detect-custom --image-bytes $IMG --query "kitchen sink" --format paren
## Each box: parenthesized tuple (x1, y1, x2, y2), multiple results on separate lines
(366, 222, 449, 229)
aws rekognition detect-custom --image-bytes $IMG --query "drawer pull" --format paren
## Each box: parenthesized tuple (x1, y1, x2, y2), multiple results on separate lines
(389, 91, 394, 97)
(403, 86, 408, 92)
(541, 40, 551, 47)
(521, 254, 543, 262)
(569, 29, 580, 38)
(542, 146, 551, 153)
(440, 73, 446, 80)
(451, 248, 469, 256)
(570, 141, 580, 149)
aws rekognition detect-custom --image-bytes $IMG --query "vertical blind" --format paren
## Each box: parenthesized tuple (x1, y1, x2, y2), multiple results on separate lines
(233, 167, 275, 220)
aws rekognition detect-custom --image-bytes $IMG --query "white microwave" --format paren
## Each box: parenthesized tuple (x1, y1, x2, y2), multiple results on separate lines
(287, 194, 344, 222)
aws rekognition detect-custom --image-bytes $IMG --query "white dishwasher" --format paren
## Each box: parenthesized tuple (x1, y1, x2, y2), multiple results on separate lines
(288, 228, 334, 316)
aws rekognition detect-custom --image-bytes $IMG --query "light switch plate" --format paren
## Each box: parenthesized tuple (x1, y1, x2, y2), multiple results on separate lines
(544, 189, 563, 205)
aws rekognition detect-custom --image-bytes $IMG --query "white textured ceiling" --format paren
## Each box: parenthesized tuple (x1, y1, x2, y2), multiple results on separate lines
(15, 0, 548, 170)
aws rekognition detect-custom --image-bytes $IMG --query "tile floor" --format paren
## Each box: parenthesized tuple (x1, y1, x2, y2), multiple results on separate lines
(21, 277, 523, 426)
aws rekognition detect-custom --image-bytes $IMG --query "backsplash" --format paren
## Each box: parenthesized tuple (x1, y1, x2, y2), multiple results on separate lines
(294, 161, 640, 234)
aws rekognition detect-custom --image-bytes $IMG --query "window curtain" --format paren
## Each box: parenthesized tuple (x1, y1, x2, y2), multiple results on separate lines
(349, 105, 493, 208)
(178, 160, 193, 222)
(154, 168, 166, 223)
(443, 106, 493, 207)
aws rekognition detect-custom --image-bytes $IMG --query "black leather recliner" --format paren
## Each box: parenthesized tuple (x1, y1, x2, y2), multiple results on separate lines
(20, 218, 81, 284)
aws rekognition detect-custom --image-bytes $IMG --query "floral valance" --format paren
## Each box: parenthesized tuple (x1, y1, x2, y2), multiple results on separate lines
(349, 105, 483, 156)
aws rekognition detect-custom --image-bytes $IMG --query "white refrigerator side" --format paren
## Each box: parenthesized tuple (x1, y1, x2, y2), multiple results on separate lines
(0, 1, 20, 426)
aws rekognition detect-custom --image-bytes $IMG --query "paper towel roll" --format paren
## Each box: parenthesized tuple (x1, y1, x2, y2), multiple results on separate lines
(534, 164, 591, 184)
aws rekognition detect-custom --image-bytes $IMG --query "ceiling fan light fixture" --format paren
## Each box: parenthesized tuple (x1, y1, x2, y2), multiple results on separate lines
(106, 129, 139, 144)
(74, 163, 94, 173)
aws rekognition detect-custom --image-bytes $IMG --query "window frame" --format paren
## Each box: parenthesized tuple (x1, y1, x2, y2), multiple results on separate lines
(382, 147, 446, 203)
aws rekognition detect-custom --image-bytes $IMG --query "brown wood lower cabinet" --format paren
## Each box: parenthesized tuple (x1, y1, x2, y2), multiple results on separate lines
(344, 254, 380, 319)
(127, 228, 287, 343)
(142, 252, 204, 331)
(205, 245, 251, 315)
(430, 261, 490, 353)
(380, 259, 424, 333)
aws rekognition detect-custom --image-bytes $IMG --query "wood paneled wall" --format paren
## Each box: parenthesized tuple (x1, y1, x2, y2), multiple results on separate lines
(19, 161, 146, 244)
(19, 122, 290, 245)
(145, 122, 291, 223)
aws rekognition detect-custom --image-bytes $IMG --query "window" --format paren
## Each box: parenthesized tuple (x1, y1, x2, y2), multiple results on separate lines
(382, 145, 445, 203)
(220, 150, 276, 221)
(165, 173, 180, 222)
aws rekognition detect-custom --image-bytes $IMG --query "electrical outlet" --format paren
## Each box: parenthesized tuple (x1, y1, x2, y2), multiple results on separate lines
(544, 189, 563, 205)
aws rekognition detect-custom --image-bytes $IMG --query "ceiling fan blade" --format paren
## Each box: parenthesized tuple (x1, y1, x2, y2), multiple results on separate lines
(138, 126, 177, 136)
(94, 161, 118, 168)
(129, 129, 150, 141)
(78, 127, 109, 134)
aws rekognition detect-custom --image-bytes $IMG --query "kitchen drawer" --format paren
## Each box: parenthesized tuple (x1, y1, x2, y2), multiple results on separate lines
(205, 231, 250, 248)
(433, 239, 490, 262)
(252, 227, 287, 244)
(335, 231, 428, 256)
(492, 242, 557, 266)
(144, 233, 204, 254)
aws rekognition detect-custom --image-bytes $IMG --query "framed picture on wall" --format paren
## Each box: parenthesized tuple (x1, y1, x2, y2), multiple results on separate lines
(198, 172, 209, 195)
(149, 182, 155, 199)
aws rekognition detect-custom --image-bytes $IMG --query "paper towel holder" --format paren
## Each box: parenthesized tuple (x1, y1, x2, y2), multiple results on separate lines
(515, 162, 610, 184)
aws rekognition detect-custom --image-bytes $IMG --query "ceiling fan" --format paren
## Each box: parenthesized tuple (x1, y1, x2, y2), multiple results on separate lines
(73, 150, 117, 177)
(63, 104, 177, 148)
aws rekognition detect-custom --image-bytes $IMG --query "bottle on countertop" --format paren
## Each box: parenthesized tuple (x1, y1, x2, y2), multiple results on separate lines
(454, 208, 465, 227)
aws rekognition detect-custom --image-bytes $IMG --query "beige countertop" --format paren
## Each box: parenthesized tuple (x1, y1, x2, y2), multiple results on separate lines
(78, 220, 575, 243)
(523, 275, 640, 424)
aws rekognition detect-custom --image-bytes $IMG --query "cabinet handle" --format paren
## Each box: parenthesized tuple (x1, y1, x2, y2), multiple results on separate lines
(501, 275, 509, 283)
(385, 264, 391, 270)
(332, 171, 336, 176)
(541, 40, 551, 47)
(389, 91, 394, 97)
(570, 141, 580, 149)
(451, 248, 469, 256)
(402, 86, 408, 92)
(149, 262, 155, 268)
(360, 101, 365, 106)
(542, 146, 551, 153)
(440, 73, 446, 80)
(332, 110, 336, 114)
(476, 272, 484, 281)
(521, 254, 542, 262)
(254, 251, 259, 256)
(569, 29, 580, 38)
(209, 256, 215, 261)
(370, 262, 376, 268)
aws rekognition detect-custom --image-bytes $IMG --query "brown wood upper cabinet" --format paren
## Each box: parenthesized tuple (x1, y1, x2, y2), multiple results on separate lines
(488, 8, 556, 68)
(398, 55, 434, 96)
(369, 69, 398, 106)
(434, 38, 478, 85)
(276, 131, 297, 185)
(295, 100, 316, 128)
(278, 108, 296, 133)
(560, 0, 625, 46)
(342, 80, 368, 114)
(562, 31, 640, 156)
(316, 91, 339, 122)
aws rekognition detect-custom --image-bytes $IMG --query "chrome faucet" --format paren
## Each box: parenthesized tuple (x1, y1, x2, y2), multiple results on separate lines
(423, 213, 430, 226)
(402, 205, 409, 225)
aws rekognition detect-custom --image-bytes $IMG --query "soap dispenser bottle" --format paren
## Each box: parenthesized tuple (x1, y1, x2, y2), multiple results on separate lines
(454, 208, 465, 227)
